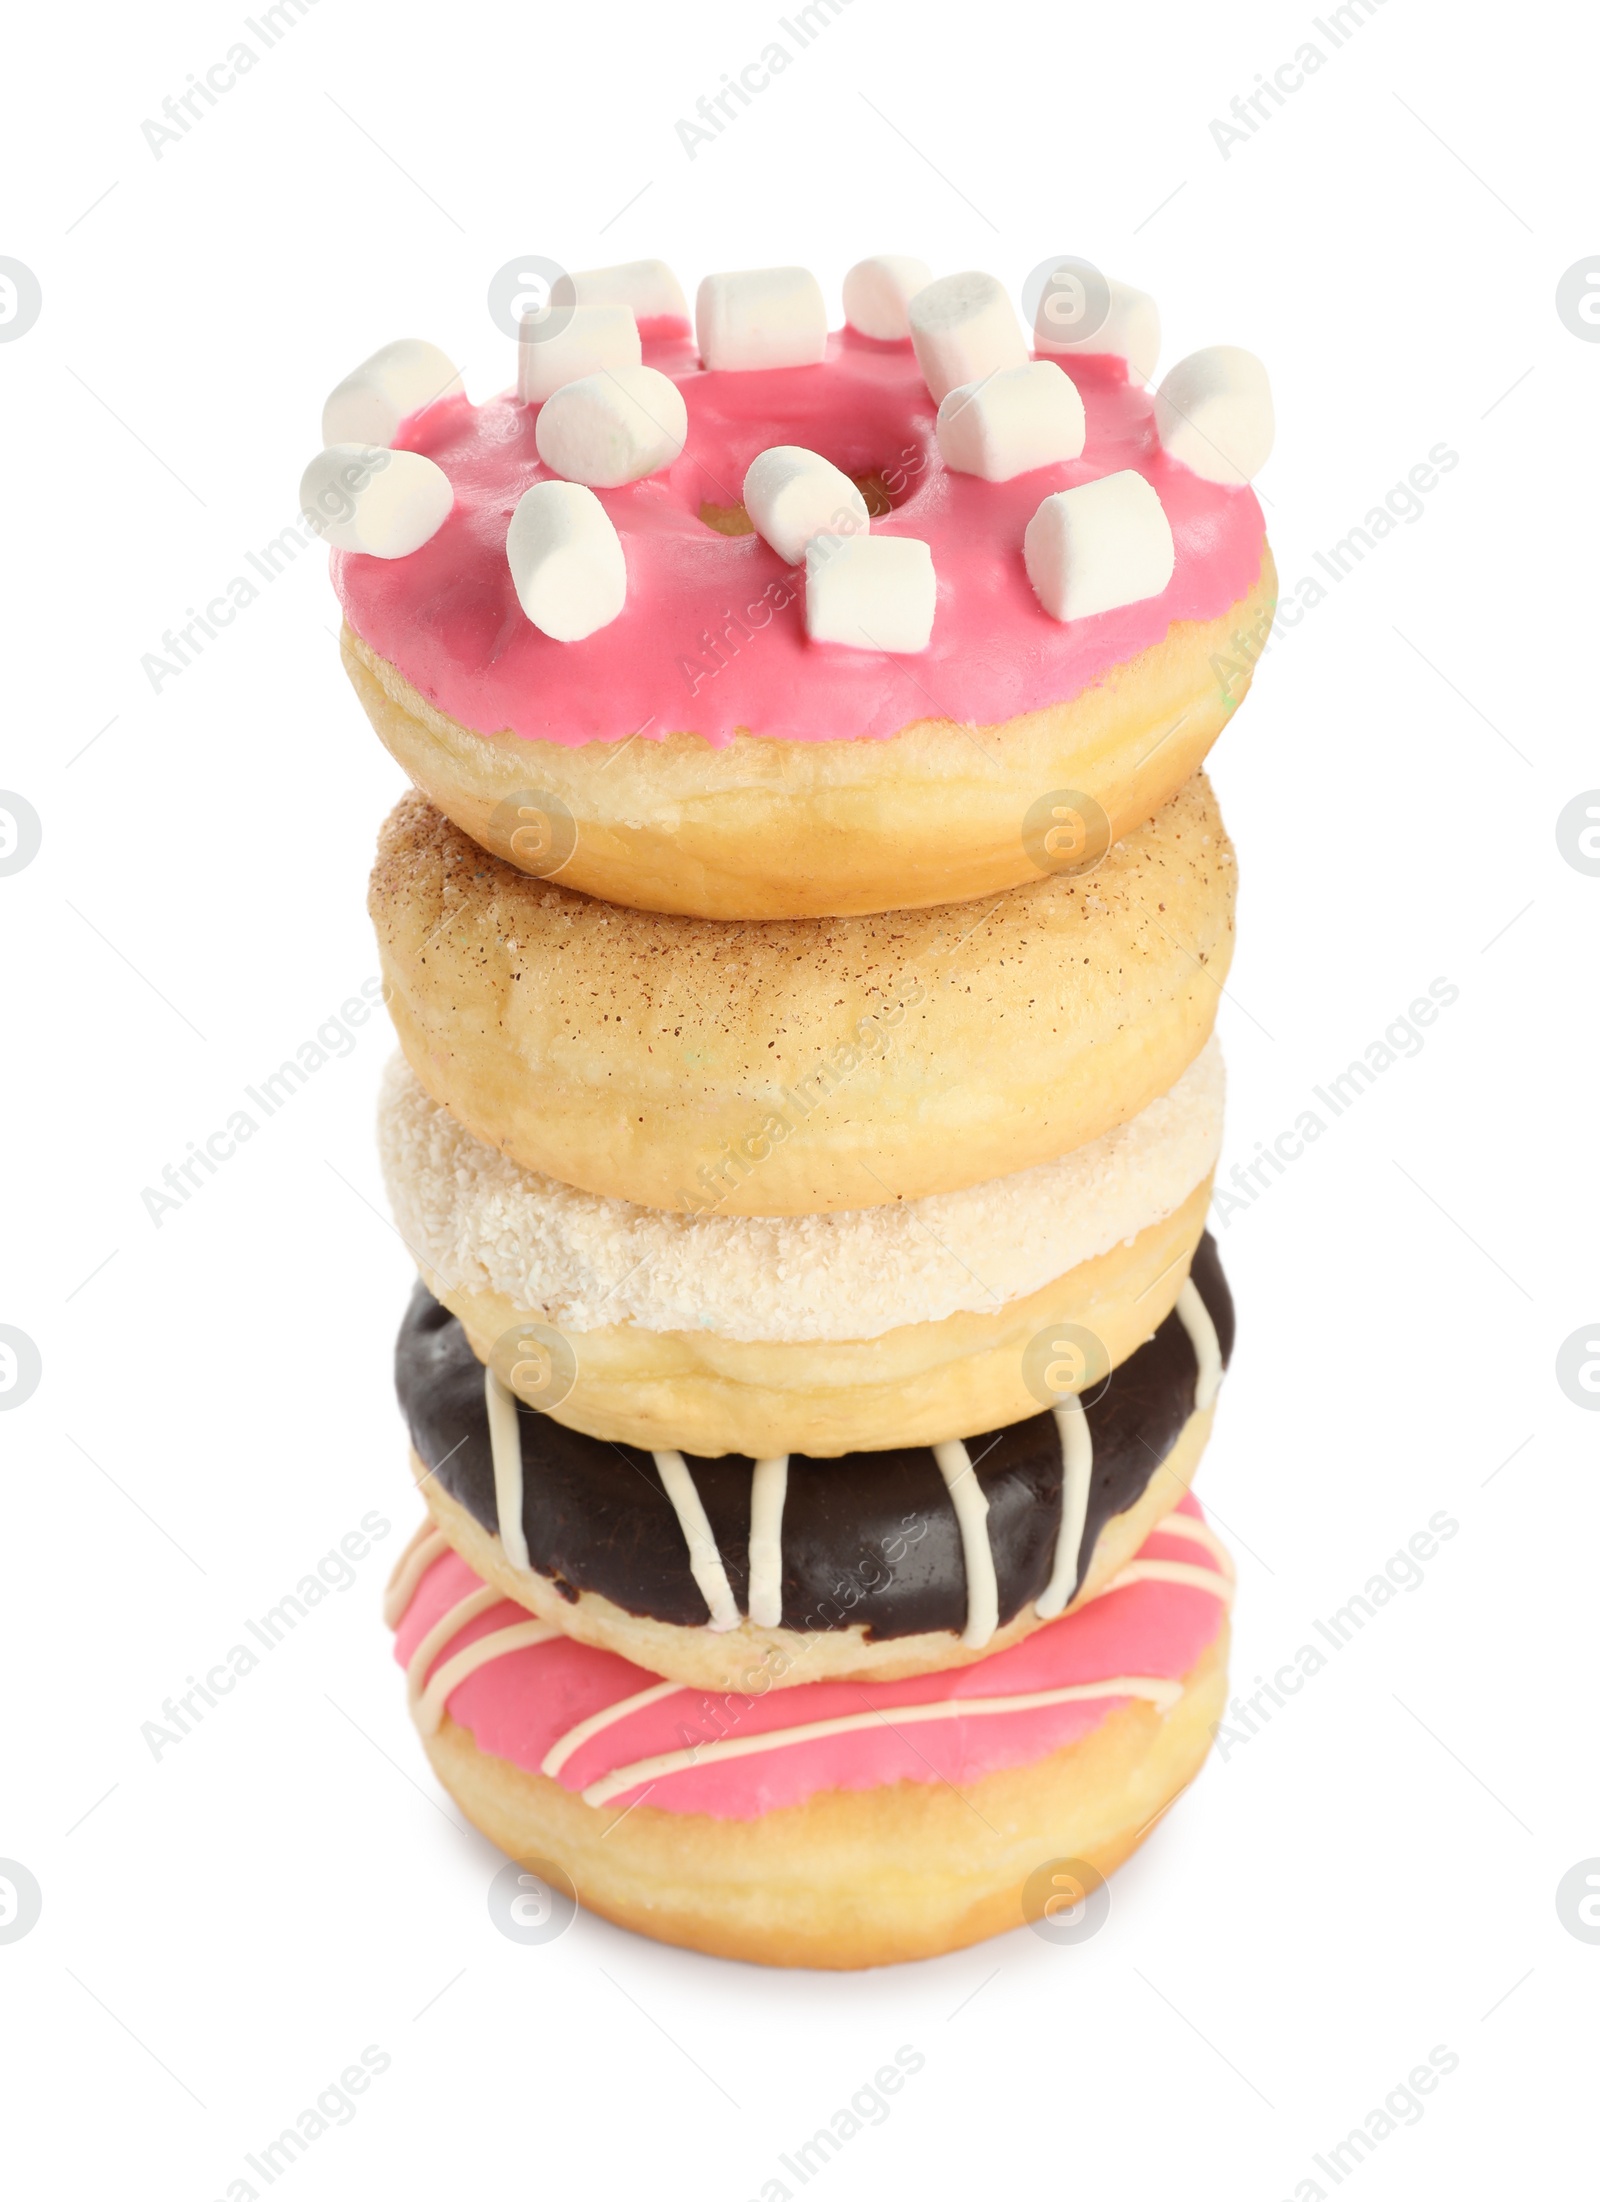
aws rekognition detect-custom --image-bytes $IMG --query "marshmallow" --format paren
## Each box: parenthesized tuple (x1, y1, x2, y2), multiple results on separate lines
(572, 259, 690, 324)
(936, 361, 1086, 482)
(299, 444, 453, 559)
(518, 304, 641, 406)
(320, 339, 462, 448)
(805, 534, 936, 653)
(843, 255, 934, 342)
(1153, 346, 1274, 484)
(1034, 273, 1161, 385)
(506, 481, 626, 641)
(742, 446, 870, 565)
(535, 365, 688, 487)
(1024, 471, 1174, 623)
(695, 268, 828, 372)
(907, 271, 1028, 403)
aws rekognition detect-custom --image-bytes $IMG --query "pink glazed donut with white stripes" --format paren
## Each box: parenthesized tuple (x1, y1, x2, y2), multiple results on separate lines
(386, 1494, 1233, 1967)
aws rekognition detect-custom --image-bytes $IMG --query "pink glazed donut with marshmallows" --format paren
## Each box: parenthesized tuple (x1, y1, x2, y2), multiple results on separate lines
(386, 1493, 1234, 1967)
(317, 256, 1276, 918)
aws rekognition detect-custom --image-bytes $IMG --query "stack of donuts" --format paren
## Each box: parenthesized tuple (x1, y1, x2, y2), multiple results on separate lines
(304, 251, 1275, 1967)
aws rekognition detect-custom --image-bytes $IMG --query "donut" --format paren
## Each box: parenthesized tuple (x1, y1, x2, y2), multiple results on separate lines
(385, 1494, 1233, 1967)
(378, 1037, 1223, 1456)
(329, 276, 1273, 920)
(369, 773, 1235, 1217)
(394, 1233, 1233, 1690)
(311, 259, 1274, 1968)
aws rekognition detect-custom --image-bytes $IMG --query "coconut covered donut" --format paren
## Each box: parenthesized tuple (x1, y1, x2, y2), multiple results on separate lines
(377, 1036, 1223, 1456)
(386, 1494, 1233, 1967)
(321, 258, 1274, 919)
(393, 1234, 1232, 1690)
(369, 774, 1235, 1218)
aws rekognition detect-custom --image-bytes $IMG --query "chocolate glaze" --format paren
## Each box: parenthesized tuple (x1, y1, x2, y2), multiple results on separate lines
(395, 1234, 1233, 1642)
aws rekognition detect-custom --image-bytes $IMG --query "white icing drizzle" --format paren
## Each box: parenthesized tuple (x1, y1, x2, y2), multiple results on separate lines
(541, 1678, 685, 1779)
(932, 1439, 999, 1649)
(390, 1511, 1232, 1804)
(405, 1586, 501, 1709)
(383, 1523, 449, 1628)
(1036, 1399, 1093, 1622)
(484, 1365, 531, 1571)
(415, 1617, 559, 1737)
(1176, 1278, 1224, 1411)
(579, 1676, 1185, 1809)
(411, 1277, 1219, 1645)
(652, 1451, 741, 1632)
(1100, 1557, 1236, 1607)
(746, 1456, 790, 1630)
(1157, 1511, 1235, 1579)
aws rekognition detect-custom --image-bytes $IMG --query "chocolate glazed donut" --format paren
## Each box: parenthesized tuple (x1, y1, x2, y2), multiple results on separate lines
(396, 1236, 1234, 1642)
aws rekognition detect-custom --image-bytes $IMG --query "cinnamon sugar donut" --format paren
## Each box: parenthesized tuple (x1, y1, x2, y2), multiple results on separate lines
(386, 1498, 1233, 1967)
(369, 773, 1235, 1218)
(332, 305, 1273, 919)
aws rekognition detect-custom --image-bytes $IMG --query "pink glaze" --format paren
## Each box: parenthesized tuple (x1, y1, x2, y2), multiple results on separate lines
(332, 330, 1266, 747)
(393, 1498, 1229, 1819)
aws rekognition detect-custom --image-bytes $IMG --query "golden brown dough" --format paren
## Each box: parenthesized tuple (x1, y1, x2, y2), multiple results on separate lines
(423, 1629, 1228, 1968)
(435, 1180, 1211, 1456)
(369, 776, 1236, 1216)
(344, 545, 1272, 919)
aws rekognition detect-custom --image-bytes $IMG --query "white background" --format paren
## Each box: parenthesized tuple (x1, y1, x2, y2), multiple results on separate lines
(2, 0, 1595, 2194)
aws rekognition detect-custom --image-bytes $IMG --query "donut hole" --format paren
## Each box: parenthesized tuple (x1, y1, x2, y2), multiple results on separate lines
(696, 468, 910, 538)
(697, 498, 755, 537)
(852, 469, 902, 518)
